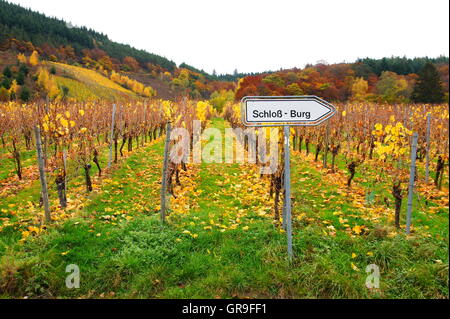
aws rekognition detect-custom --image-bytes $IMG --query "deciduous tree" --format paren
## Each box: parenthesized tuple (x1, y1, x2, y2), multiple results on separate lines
(29, 50, 39, 66)
(351, 77, 369, 101)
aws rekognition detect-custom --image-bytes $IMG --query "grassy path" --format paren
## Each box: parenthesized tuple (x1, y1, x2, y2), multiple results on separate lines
(0, 118, 447, 299)
(161, 118, 287, 298)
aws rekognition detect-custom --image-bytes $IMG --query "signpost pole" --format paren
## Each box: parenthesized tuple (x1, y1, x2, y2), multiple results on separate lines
(284, 125, 293, 260)
(282, 184, 286, 230)
(323, 120, 330, 168)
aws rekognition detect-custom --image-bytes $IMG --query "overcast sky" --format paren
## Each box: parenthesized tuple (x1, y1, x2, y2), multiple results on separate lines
(8, 0, 450, 74)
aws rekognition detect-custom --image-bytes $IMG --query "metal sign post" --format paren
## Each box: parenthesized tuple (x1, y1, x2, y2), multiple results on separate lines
(241, 96, 336, 260)
(323, 121, 330, 168)
(284, 125, 293, 260)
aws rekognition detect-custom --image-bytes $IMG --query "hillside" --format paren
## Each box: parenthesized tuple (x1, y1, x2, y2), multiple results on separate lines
(0, 48, 155, 102)
(0, 0, 176, 71)
(0, 0, 448, 105)
(48, 62, 138, 102)
(125, 72, 177, 100)
(0, 0, 240, 101)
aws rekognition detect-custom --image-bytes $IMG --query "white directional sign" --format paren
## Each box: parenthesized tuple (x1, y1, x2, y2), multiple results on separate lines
(240, 95, 336, 260)
(241, 96, 336, 127)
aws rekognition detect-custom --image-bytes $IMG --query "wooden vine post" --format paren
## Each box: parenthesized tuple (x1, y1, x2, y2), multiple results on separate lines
(160, 121, 172, 223)
(108, 103, 117, 169)
(425, 113, 431, 183)
(406, 132, 419, 234)
(34, 126, 51, 223)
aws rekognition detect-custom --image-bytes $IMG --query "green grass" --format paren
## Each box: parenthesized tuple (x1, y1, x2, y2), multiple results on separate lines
(0, 134, 160, 255)
(295, 141, 448, 238)
(0, 118, 448, 299)
(289, 147, 448, 298)
(0, 147, 35, 181)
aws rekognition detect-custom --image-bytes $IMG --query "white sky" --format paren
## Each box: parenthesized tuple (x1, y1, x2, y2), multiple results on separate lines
(7, 0, 450, 74)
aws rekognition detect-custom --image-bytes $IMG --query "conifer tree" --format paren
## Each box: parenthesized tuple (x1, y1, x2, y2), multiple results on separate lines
(411, 62, 445, 103)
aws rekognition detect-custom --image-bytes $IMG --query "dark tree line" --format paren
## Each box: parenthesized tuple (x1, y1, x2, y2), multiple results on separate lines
(355, 56, 449, 77)
(178, 62, 264, 82)
(0, 0, 176, 71)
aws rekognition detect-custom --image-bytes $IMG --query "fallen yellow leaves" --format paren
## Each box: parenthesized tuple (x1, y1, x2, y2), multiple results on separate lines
(351, 262, 360, 272)
(352, 225, 364, 235)
(19, 225, 44, 242)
